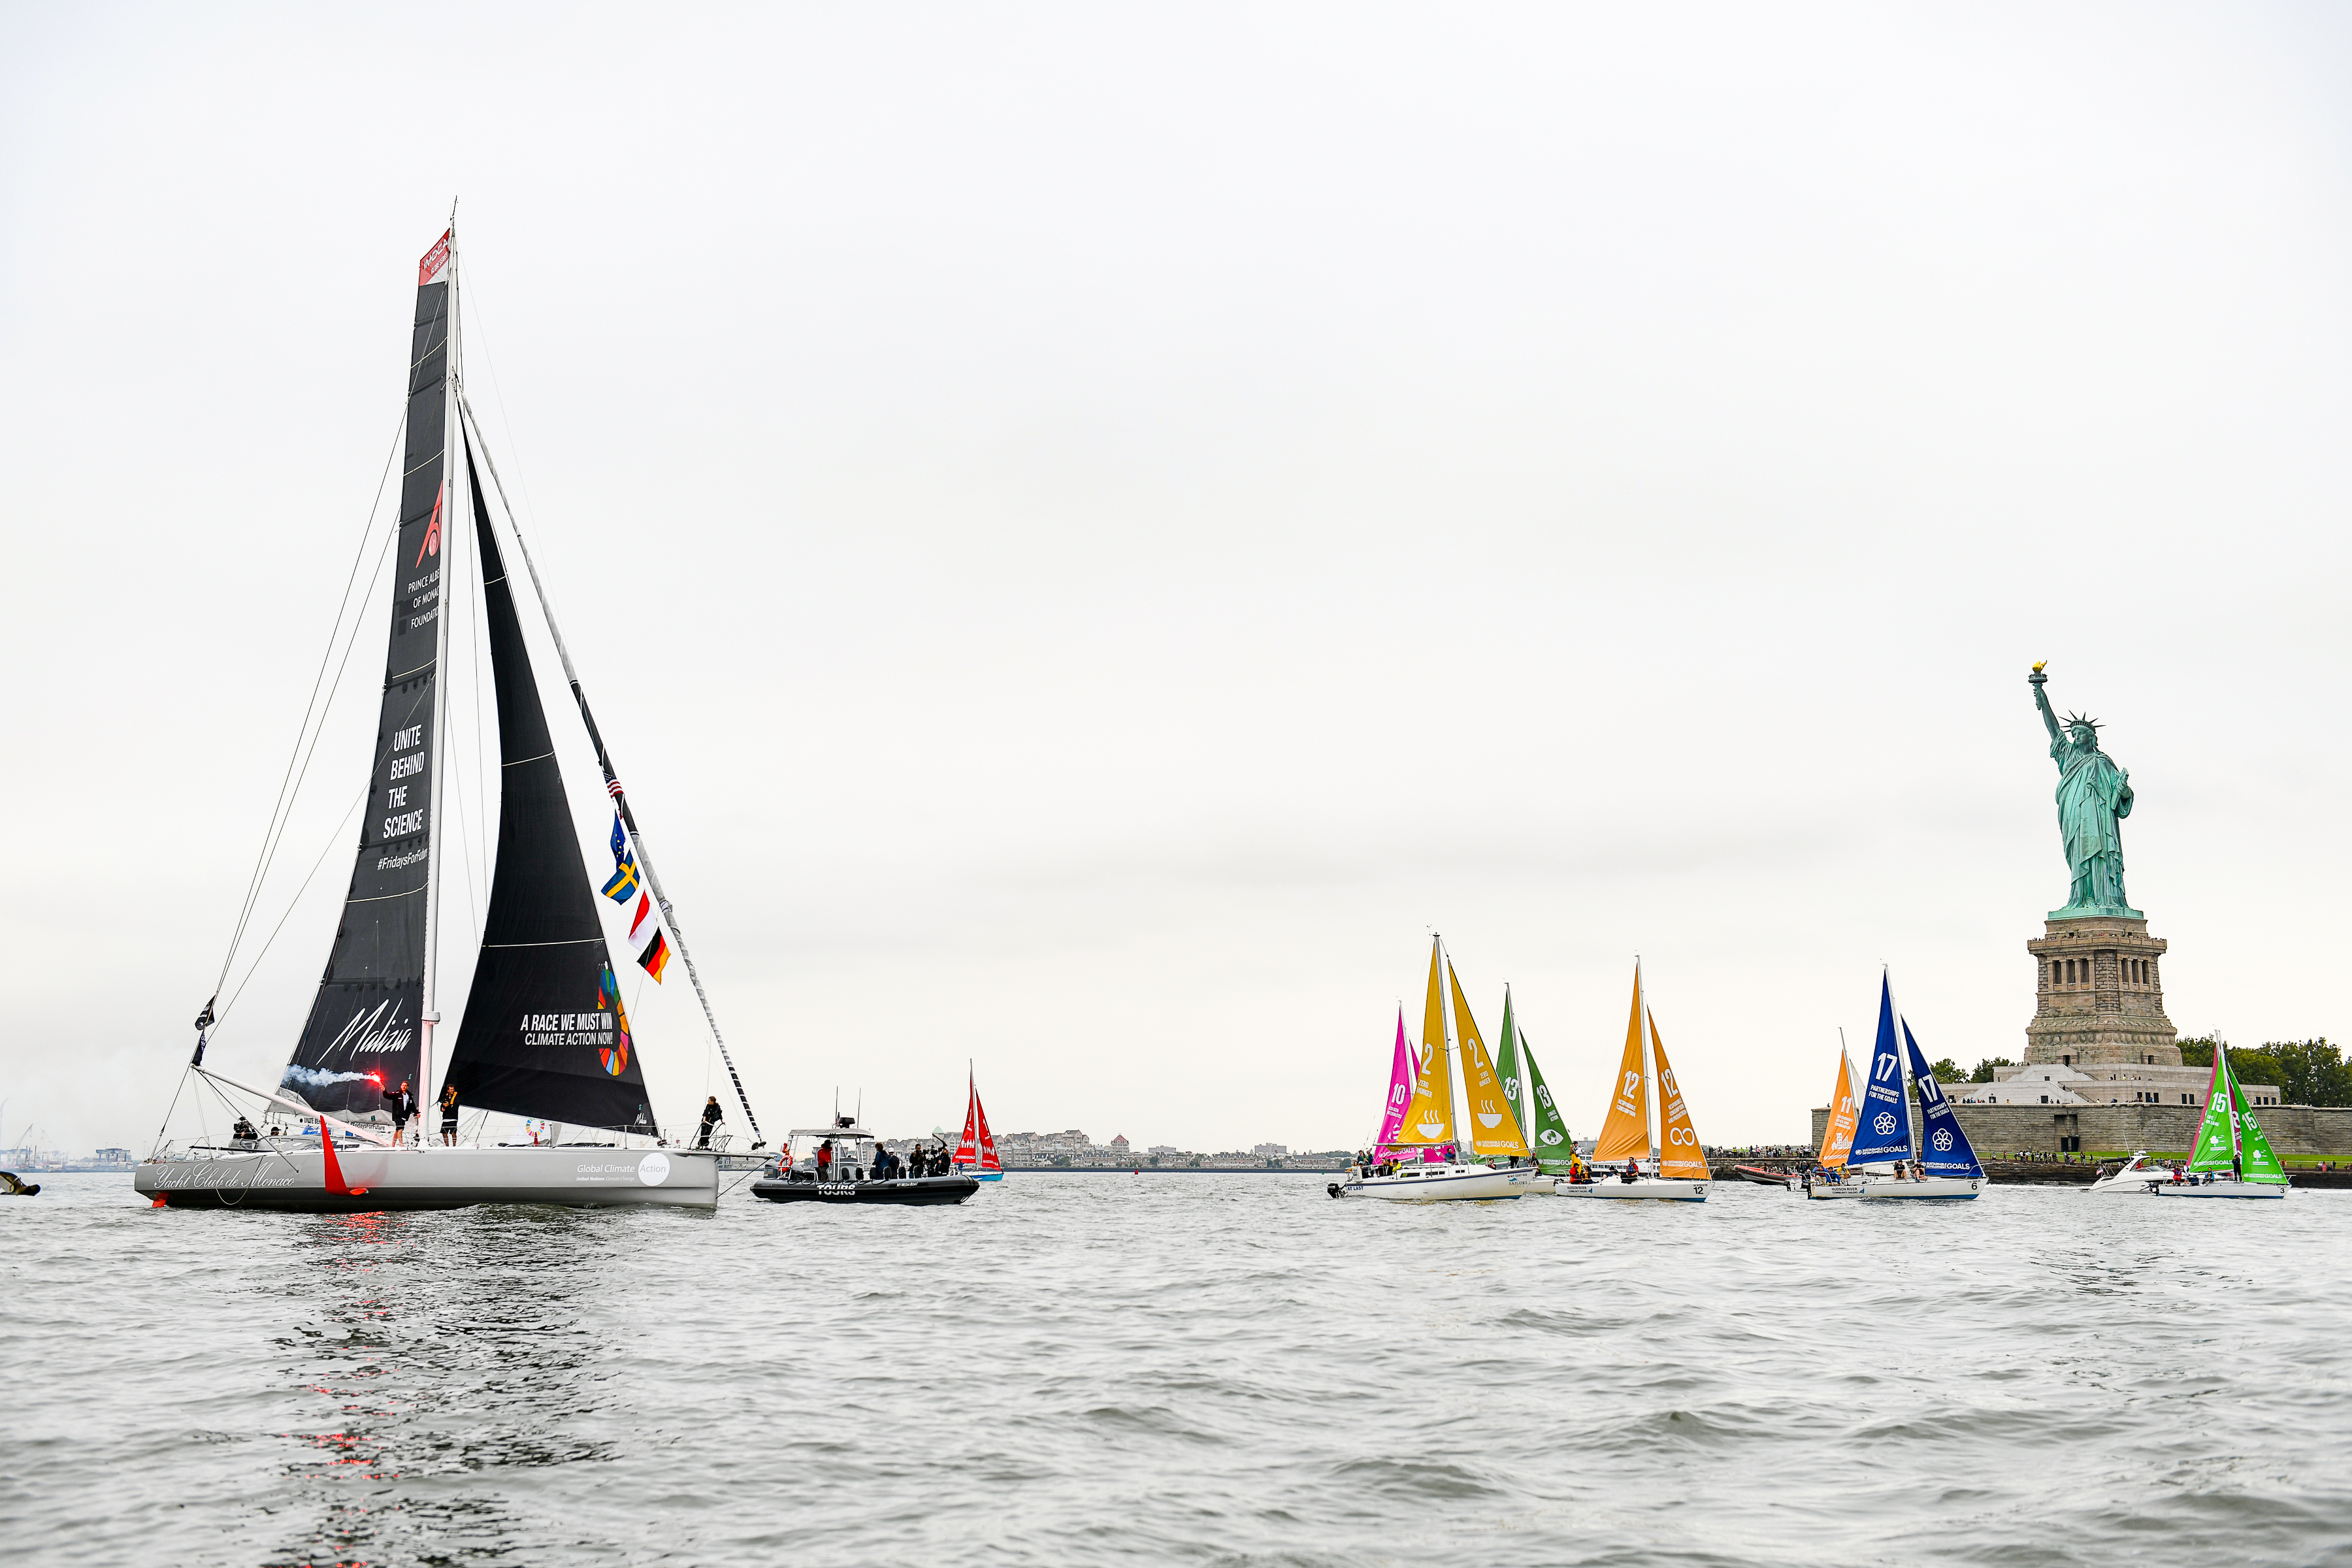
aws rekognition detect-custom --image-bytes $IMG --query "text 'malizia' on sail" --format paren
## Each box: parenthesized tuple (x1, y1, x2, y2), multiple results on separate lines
(600, 809, 672, 981)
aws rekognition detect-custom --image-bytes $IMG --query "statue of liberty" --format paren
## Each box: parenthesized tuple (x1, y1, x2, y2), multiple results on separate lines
(2029, 664, 2139, 917)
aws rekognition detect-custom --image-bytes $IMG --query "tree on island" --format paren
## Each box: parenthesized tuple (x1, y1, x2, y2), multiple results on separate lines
(1969, 1057, 2014, 1083)
(2178, 1035, 2352, 1107)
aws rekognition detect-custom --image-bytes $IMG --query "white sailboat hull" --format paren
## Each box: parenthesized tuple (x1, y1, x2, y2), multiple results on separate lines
(1337, 1164, 1534, 1201)
(1803, 1177, 1866, 1200)
(1856, 1175, 1983, 1200)
(1553, 1177, 1708, 1201)
(136, 1143, 719, 1211)
(2095, 1179, 2287, 1198)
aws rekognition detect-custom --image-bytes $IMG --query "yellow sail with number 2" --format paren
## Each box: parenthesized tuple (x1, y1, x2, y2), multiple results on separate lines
(1392, 938, 1455, 1146)
(1450, 960, 1529, 1158)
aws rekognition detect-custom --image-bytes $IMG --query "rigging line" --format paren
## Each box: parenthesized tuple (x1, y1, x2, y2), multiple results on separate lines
(213, 789, 367, 1026)
(457, 393, 767, 1147)
(455, 256, 545, 538)
(219, 520, 400, 994)
(149, 1068, 192, 1158)
(214, 406, 407, 992)
(214, 636, 445, 1030)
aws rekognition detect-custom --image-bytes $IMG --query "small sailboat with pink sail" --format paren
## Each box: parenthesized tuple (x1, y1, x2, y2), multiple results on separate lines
(1328, 938, 1539, 1202)
(953, 1065, 1004, 1182)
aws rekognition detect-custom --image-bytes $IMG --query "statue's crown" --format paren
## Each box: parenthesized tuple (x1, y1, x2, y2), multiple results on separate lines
(2064, 711, 2101, 732)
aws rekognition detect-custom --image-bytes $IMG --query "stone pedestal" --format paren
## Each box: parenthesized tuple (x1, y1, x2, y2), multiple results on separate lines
(2024, 915, 2177, 1068)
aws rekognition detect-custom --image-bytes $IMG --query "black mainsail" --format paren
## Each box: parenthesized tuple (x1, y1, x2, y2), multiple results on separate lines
(441, 443, 658, 1134)
(280, 232, 454, 1120)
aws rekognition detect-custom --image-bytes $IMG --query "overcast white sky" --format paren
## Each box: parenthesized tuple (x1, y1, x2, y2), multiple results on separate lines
(4, 3, 2348, 1157)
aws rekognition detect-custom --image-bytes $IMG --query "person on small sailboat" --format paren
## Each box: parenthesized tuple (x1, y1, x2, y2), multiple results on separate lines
(1833, 972, 1985, 1200)
(1554, 962, 1710, 1201)
(1330, 939, 1539, 1203)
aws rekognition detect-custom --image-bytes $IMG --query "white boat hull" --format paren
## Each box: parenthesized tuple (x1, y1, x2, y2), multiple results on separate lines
(1803, 1179, 1867, 1200)
(1857, 1175, 1984, 1200)
(1334, 1164, 1534, 1202)
(2087, 1157, 2285, 1199)
(135, 1142, 719, 1211)
(2099, 1179, 2287, 1198)
(1553, 1177, 1708, 1202)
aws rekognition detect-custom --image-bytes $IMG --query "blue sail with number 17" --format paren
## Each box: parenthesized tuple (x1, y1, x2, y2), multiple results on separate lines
(1846, 973, 1912, 1166)
(1904, 1020, 1984, 1179)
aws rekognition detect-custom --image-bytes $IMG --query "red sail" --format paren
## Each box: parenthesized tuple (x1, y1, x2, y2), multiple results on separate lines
(956, 1073, 1002, 1172)
(955, 1084, 980, 1168)
(973, 1088, 1002, 1173)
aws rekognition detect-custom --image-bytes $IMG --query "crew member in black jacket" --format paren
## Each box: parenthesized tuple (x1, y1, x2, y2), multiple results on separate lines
(695, 1096, 723, 1150)
(384, 1079, 416, 1147)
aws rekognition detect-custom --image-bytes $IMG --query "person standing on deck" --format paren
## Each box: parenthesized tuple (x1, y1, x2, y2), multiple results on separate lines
(383, 1079, 416, 1147)
(694, 1096, 723, 1150)
(438, 1084, 460, 1147)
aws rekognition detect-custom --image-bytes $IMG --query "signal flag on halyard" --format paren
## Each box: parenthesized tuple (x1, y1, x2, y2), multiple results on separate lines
(598, 808, 667, 979)
(627, 891, 670, 981)
(601, 812, 641, 902)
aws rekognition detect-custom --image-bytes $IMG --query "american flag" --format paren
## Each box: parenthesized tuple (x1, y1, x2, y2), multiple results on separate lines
(606, 779, 625, 798)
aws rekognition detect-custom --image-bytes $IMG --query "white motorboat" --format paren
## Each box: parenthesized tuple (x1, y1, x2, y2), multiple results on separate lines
(2087, 1152, 2286, 1200)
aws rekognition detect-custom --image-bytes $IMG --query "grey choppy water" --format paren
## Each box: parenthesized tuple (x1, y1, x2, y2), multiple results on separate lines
(4, 1173, 2349, 1566)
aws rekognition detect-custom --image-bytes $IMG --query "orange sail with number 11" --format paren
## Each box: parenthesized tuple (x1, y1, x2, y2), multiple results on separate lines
(1818, 1053, 1859, 1170)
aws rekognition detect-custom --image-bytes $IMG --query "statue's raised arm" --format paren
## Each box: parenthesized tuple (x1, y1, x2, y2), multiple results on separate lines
(2029, 662, 2061, 749)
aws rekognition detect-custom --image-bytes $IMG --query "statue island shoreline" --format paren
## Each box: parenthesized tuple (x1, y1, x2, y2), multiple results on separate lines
(1814, 668, 2351, 1160)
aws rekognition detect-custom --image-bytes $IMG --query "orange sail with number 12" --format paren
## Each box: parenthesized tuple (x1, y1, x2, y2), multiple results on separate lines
(1648, 1017, 1709, 1180)
(1590, 967, 1653, 1162)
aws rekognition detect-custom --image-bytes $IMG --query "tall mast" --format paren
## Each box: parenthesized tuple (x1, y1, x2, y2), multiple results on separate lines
(457, 395, 765, 1148)
(1638, 959, 1658, 1168)
(2223, 1047, 2243, 1165)
(418, 219, 461, 1109)
(1439, 939, 1462, 1163)
(1886, 966, 1918, 1164)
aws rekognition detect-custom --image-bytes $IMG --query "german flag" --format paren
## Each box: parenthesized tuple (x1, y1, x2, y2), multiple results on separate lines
(636, 927, 671, 983)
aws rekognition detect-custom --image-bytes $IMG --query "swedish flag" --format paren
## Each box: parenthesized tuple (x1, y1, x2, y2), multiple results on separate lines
(602, 850, 640, 903)
(601, 811, 640, 902)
